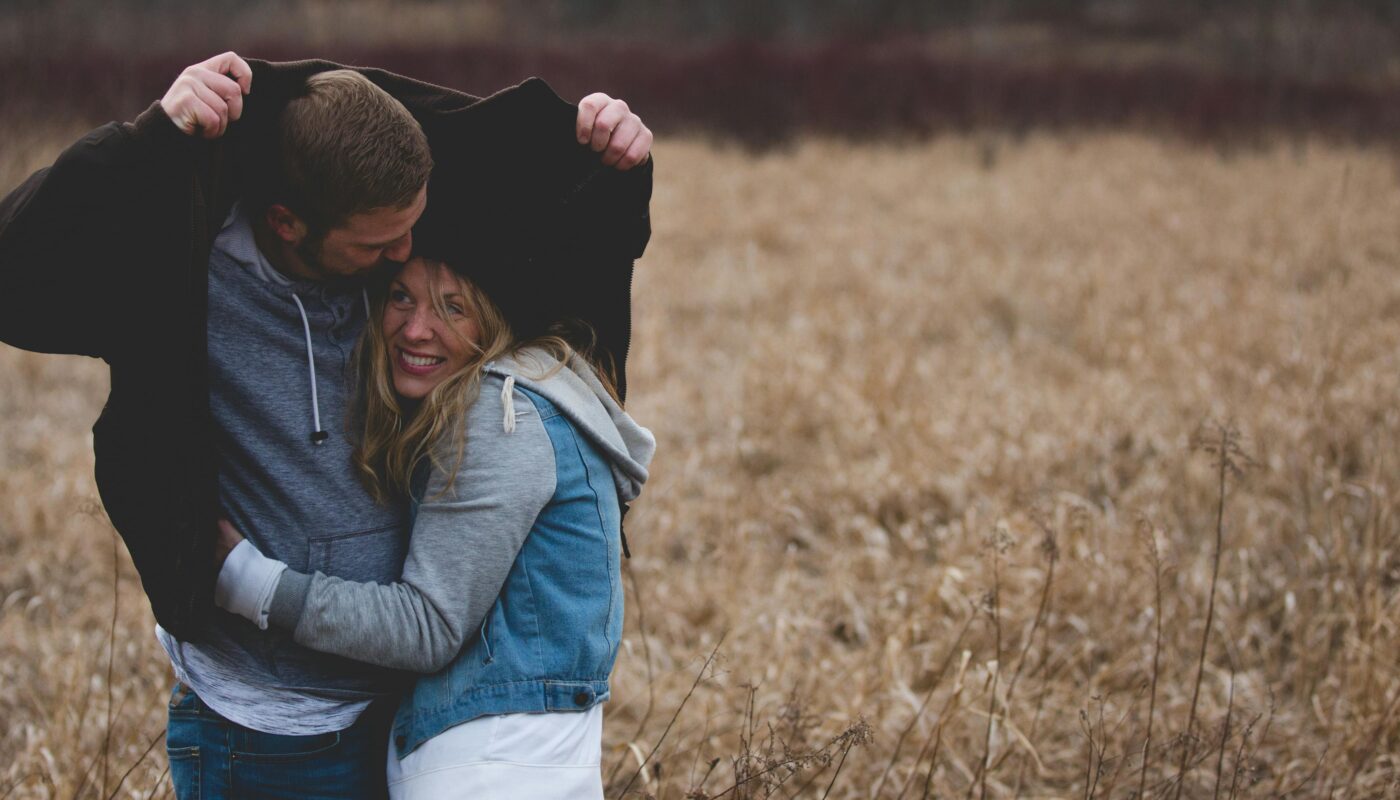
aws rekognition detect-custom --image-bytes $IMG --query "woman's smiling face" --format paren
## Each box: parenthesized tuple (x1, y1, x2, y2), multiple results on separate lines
(382, 258, 482, 399)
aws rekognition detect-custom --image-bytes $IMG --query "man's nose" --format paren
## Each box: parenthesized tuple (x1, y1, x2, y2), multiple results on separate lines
(384, 232, 413, 264)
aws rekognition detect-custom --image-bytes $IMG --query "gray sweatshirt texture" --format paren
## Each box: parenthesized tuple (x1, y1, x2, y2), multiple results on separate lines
(158, 206, 408, 735)
(223, 349, 653, 674)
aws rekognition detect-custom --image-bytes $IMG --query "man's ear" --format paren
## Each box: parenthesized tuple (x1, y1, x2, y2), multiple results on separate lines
(265, 204, 309, 245)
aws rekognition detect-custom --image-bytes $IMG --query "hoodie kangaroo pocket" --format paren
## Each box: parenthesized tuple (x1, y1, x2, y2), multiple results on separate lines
(306, 524, 407, 583)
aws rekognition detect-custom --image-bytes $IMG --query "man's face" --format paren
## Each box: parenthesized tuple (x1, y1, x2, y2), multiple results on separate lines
(297, 185, 428, 281)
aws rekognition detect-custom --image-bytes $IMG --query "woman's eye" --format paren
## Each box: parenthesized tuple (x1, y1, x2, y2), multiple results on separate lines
(389, 290, 412, 305)
(447, 304, 465, 316)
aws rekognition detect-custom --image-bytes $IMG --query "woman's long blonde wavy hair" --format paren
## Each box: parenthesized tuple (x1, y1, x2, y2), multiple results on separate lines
(351, 258, 617, 503)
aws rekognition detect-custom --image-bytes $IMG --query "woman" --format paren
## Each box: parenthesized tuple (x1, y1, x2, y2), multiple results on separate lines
(214, 255, 654, 798)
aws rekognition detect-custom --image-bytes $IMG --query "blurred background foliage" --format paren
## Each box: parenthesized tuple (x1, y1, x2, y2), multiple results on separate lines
(5, 0, 1400, 143)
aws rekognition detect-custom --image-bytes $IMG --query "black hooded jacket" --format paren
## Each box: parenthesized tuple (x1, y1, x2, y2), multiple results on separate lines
(0, 59, 653, 641)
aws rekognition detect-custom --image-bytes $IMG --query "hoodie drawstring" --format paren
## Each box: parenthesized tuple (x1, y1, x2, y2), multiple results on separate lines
(292, 289, 373, 446)
(500, 375, 517, 433)
(291, 293, 328, 445)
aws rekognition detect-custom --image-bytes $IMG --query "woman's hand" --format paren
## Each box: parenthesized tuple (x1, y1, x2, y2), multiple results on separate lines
(215, 518, 246, 569)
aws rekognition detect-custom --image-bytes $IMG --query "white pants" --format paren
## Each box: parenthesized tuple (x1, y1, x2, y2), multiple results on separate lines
(387, 706, 604, 800)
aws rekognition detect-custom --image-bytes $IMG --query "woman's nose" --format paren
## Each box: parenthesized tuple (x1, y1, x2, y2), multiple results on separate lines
(403, 307, 434, 341)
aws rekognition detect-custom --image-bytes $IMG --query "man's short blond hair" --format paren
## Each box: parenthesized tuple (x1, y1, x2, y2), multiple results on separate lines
(275, 70, 433, 232)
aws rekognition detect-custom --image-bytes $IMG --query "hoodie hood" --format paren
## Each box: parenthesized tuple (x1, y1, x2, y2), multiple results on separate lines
(484, 348, 653, 502)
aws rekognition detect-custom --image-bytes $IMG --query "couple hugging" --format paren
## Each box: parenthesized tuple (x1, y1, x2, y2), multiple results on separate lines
(0, 51, 657, 798)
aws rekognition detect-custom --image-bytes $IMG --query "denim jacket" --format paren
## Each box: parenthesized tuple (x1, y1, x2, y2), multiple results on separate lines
(391, 386, 628, 756)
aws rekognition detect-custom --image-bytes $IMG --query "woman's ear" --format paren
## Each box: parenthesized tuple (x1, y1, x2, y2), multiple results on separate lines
(265, 204, 309, 245)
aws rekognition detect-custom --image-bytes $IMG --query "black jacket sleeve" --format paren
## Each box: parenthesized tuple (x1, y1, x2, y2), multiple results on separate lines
(557, 154, 653, 402)
(0, 103, 194, 360)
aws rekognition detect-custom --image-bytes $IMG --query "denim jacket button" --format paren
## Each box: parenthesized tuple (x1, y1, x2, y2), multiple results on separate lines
(395, 734, 406, 750)
(574, 691, 590, 706)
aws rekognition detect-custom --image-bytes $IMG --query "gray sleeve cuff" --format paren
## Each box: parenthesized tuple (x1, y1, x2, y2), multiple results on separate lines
(213, 539, 287, 630)
(268, 569, 313, 631)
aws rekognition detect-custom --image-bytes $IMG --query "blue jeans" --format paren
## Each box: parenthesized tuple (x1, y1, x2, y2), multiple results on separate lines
(165, 683, 390, 799)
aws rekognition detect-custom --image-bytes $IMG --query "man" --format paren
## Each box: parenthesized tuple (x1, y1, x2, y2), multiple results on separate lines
(0, 51, 653, 796)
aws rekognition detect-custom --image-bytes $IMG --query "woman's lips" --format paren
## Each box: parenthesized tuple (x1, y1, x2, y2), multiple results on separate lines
(395, 347, 446, 376)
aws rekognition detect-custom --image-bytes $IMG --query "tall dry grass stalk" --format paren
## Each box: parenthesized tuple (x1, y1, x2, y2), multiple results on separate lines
(1137, 518, 1165, 799)
(3, 122, 1400, 797)
(1173, 422, 1252, 800)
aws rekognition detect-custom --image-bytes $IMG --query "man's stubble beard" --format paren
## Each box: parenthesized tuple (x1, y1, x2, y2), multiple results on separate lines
(295, 231, 364, 292)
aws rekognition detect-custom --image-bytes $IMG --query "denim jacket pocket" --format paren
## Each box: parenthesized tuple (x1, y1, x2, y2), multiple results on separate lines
(479, 611, 495, 665)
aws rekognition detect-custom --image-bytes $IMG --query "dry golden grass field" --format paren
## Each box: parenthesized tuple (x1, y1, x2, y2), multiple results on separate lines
(2, 125, 1399, 798)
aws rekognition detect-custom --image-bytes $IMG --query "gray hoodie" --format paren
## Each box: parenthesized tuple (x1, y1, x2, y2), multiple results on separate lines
(161, 204, 407, 737)
(217, 349, 654, 673)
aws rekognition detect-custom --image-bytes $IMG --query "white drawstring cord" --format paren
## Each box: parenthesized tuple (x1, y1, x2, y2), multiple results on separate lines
(289, 290, 371, 446)
(291, 293, 328, 445)
(501, 375, 516, 433)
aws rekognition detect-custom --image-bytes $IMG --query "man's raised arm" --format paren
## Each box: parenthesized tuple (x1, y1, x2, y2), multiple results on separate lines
(0, 53, 251, 359)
